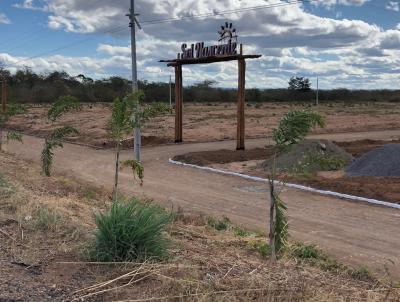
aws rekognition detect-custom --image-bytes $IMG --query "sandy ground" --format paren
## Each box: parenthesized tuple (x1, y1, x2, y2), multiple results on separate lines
(7, 102, 400, 146)
(4, 131, 400, 280)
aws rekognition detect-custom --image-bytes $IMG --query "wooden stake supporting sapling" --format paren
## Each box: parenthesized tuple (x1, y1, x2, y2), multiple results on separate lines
(268, 157, 288, 262)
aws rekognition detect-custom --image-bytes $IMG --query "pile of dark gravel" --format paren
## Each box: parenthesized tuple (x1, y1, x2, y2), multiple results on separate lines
(346, 144, 400, 177)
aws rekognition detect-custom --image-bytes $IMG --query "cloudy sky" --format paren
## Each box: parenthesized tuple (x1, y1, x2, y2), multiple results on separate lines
(0, 0, 399, 89)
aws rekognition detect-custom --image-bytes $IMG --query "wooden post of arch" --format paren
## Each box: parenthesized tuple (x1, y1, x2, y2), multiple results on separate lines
(175, 65, 183, 143)
(237, 58, 246, 150)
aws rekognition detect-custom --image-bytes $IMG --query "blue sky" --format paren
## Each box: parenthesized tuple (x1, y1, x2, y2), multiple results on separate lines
(0, 0, 399, 89)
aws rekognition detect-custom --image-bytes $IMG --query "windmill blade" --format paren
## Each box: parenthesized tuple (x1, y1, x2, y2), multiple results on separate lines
(225, 21, 229, 27)
(229, 23, 233, 28)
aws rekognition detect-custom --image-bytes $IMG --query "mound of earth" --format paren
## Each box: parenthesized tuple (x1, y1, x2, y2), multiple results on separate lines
(346, 144, 400, 177)
(262, 139, 353, 173)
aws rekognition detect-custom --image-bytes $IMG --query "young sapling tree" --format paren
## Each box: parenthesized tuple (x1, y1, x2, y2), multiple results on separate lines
(107, 91, 171, 201)
(267, 110, 324, 260)
(0, 104, 26, 152)
(41, 96, 81, 176)
(273, 110, 325, 148)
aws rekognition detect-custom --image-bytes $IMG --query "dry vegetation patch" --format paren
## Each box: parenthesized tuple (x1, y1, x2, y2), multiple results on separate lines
(0, 153, 399, 301)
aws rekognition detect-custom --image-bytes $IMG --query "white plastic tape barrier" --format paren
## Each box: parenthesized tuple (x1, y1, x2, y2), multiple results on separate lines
(169, 159, 400, 210)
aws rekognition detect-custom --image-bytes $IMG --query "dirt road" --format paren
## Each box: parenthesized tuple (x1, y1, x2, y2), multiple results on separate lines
(4, 130, 400, 278)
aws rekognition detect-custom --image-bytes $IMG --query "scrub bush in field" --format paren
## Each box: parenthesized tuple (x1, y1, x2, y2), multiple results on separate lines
(90, 199, 172, 262)
(207, 215, 231, 231)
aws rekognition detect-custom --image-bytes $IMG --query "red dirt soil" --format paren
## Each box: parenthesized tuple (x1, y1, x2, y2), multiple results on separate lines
(173, 147, 275, 166)
(173, 139, 400, 204)
(336, 139, 400, 158)
(295, 176, 400, 204)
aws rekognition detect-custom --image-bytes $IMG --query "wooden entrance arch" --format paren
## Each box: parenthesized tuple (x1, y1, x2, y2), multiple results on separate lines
(161, 46, 261, 150)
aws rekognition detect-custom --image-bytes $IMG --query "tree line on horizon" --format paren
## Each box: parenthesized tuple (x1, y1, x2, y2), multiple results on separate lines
(1, 67, 399, 104)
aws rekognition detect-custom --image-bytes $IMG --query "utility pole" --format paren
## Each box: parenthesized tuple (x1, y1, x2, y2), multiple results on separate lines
(169, 75, 172, 108)
(128, 0, 142, 161)
(316, 76, 319, 106)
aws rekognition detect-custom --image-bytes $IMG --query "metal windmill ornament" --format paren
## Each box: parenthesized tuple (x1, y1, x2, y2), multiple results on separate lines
(218, 22, 238, 44)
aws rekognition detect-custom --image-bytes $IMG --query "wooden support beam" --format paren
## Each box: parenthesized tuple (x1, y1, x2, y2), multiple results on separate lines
(175, 65, 183, 143)
(1, 78, 6, 113)
(237, 59, 246, 150)
(160, 54, 261, 67)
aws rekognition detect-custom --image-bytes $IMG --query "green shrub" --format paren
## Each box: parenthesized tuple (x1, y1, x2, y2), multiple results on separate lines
(90, 199, 172, 262)
(207, 215, 231, 231)
(289, 152, 346, 180)
(306, 153, 346, 171)
(251, 241, 271, 258)
(350, 266, 374, 281)
(290, 243, 320, 259)
(289, 243, 343, 272)
(233, 226, 249, 237)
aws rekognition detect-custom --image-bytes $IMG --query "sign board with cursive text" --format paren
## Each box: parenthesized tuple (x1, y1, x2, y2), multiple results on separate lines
(178, 22, 238, 60)
(178, 41, 237, 60)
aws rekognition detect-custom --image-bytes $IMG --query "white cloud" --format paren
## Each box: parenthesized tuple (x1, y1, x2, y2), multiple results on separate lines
(379, 30, 400, 49)
(0, 13, 11, 24)
(97, 44, 130, 57)
(385, 1, 400, 12)
(13, 0, 49, 11)
(311, 0, 370, 8)
(27, 0, 381, 52)
(339, 0, 370, 6)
